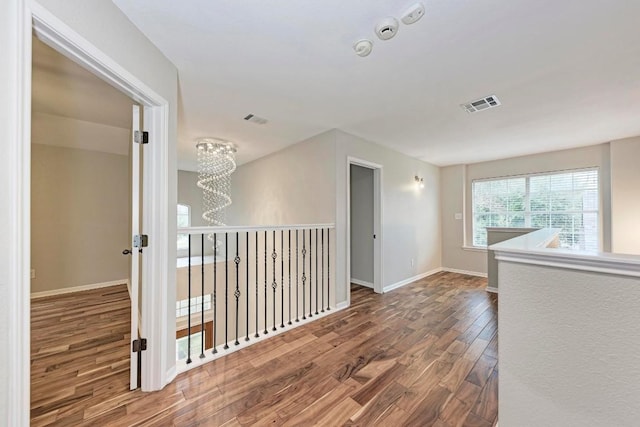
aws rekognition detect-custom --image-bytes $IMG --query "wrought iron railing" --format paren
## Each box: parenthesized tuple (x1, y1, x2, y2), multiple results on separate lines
(175, 224, 335, 370)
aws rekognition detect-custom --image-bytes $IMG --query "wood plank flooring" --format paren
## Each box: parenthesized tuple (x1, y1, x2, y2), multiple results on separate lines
(30, 272, 498, 426)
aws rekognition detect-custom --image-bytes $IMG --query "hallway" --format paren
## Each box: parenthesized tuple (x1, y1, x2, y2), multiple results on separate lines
(30, 273, 497, 426)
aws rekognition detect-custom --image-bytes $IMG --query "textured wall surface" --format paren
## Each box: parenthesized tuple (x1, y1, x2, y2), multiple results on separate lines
(499, 261, 640, 426)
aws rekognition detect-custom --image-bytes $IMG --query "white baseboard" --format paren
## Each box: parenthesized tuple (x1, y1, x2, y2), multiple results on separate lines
(335, 301, 349, 310)
(176, 302, 347, 376)
(165, 366, 177, 386)
(383, 267, 444, 293)
(350, 278, 374, 288)
(442, 267, 488, 278)
(486, 286, 498, 294)
(31, 279, 129, 299)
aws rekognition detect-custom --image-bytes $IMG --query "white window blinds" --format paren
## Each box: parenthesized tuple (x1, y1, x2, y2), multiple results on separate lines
(472, 168, 599, 251)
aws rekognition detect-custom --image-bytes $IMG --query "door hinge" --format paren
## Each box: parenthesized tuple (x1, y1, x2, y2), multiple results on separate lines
(134, 130, 149, 144)
(133, 234, 148, 248)
(132, 338, 147, 352)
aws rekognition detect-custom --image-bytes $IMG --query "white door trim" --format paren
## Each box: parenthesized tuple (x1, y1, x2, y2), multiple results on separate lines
(9, 2, 172, 421)
(346, 157, 383, 306)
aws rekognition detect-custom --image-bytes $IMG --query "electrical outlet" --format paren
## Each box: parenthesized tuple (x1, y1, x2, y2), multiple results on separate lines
(31, 269, 36, 279)
(454, 213, 463, 220)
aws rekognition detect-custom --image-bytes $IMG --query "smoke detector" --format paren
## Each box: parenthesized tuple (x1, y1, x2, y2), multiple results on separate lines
(353, 39, 373, 57)
(461, 95, 501, 113)
(375, 17, 399, 40)
(401, 3, 425, 25)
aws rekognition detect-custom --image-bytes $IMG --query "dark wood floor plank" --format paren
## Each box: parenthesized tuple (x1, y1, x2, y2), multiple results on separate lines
(31, 273, 498, 426)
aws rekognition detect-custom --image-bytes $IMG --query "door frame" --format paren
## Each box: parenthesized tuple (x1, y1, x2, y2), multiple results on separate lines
(346, 157, 383, 304)
(9, 1, 171, 422)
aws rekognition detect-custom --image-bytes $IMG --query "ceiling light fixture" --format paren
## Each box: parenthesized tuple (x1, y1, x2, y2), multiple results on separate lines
(196, 137, 237, 231)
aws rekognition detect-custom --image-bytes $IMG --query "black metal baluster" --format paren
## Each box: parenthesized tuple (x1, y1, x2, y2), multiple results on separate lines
(264, 230, 268, 335)
(234, 232, 240, 346)
(288, 230, 292, 325)
(296, 230, 299, 322)
(187, 234, 192, 364)
(200, 234, 205, 359)
(327, 229, 331, 311)
(245, 231, 250, 342)
(315, 228, 319, 315)
(224, 233, 229, 350)
(212, 233, 218, 353)
(321, 229, 325, 313)
(271, 230, 277, 331)
(280, 230, 285, 328)
(302, 230, 306, 320)
(308, 229, 313, 318)
(255, 231, 259, 338)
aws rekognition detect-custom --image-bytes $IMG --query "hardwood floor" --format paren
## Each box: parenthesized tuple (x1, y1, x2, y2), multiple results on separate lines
(31, 285, 131, 426)
(30, 272, 498, 426)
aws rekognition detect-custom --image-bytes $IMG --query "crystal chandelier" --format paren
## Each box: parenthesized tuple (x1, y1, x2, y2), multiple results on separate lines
(196, 138, 237, 229)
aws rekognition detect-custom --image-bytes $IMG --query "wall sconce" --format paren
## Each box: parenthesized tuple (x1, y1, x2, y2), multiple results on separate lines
(415, 175, 424, 189)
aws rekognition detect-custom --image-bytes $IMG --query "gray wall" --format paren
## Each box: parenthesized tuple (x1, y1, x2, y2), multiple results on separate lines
(350, 165, 374, 285)
(441, 144, 611, 274)
(31, 144, 130, 293)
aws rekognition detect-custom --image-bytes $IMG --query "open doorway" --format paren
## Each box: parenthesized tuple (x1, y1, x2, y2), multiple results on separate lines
(29, 34, 141, 423)
(347, 157, 383, 299)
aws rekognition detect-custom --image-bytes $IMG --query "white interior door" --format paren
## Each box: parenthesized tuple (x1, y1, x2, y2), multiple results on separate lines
(130, 104, 141, 390)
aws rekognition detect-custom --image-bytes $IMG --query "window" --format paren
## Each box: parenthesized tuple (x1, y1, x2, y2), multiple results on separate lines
(472, 168, 599, 251)
(176, 294, 212, 318)
(177, 204, 190, 251)
(176, 331, 204, 360)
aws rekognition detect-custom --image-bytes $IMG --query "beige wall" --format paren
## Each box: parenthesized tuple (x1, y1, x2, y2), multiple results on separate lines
(610, 136, 640, 255)
(226, 129, 441, 306)
(227, 130, 337, 225)
(335, 130, 442, 303)
(32, 112, 131, 156)
(441, 144, 611, 274)
(31, 144, 131, 293)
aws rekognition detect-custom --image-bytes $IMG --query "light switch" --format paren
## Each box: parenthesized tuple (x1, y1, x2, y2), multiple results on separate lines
(454, 213, 463, 220)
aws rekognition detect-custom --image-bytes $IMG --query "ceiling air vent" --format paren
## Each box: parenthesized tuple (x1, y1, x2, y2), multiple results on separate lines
(461, 95, 501, 113)
(243, 113, 268, 125)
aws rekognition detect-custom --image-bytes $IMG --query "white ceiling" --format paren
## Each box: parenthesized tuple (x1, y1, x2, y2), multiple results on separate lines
(112, 0, 640, 169)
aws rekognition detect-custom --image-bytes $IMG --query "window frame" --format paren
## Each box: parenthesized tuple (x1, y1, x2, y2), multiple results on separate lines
(177, 203, 191, 254)
(470, 167, 600, 251)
